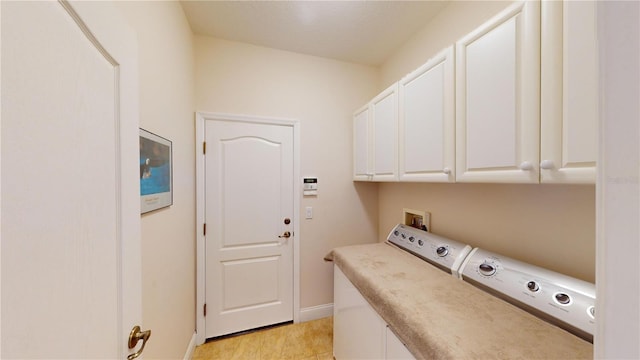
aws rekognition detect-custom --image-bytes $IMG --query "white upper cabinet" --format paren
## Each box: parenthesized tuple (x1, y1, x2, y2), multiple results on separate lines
(353, 83, 399, 181)
(540, 1, 597, 184)
(456, 1, 541, 183)
(371, 83, 399, 181)
(399, 46, 455, 182)
(353, 105, 371, 180)
(353, 0, 595, 185)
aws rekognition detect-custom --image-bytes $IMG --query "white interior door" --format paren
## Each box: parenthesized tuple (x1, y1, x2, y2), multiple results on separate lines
(204, 118, 294, 338)
(1, 1, 142, 358)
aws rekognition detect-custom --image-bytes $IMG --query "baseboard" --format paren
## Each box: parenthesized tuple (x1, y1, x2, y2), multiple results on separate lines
(183, 332, 197, 360)
(299, 303, 334, 322)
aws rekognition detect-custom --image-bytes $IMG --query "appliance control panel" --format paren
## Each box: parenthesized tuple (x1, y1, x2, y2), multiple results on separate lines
(460, 248, 595, 341)
(387, 224, 472, 278)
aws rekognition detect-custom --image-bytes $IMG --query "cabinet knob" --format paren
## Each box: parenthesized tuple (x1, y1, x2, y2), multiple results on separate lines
(443, 167, 451, 175)
(540, 160, 555, 170)
(519, 161, 534, 171)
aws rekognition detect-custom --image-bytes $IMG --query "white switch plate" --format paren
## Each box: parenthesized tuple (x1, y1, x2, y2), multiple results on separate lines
(305, 206, 313, 219)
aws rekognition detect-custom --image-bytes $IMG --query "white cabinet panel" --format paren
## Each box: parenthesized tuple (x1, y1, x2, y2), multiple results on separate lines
(334, 266, 416, 360)
(399, 46, 455, 182)
(334, 266, 386, 359)
(353, 84, 399, 182)
(372, 84, 399, 181)
(456, 1, 540, 183)
(466, 17, 517, 169)
(540, 0, 597, 183)
(386, 327, 416, 360)
(353, 105, 371, 180)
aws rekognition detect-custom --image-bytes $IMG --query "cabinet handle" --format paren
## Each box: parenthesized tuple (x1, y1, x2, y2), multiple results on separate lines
(540, 160, 555, 170)
(519, 161, 534, 171)
(443, 167, 452, 175)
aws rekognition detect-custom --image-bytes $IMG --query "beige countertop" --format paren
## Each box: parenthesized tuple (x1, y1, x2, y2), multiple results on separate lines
(327, 242, 593, 360)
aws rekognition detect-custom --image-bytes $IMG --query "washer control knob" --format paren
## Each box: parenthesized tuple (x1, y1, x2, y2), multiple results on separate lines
(478, 263, 497, 276)
(436, 246, 448, 257)
(527, 281, 540, 292)
(393, 230, 399, 236)
(588, 306, 595, 319)
(555, 293, 571, 305)
(408, 236, 415, 243)
(401, 233, 406, 239)
(418, 239, 424, 246)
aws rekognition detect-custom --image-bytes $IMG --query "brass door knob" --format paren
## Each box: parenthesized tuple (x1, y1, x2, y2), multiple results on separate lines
(128, 325, 151, 360)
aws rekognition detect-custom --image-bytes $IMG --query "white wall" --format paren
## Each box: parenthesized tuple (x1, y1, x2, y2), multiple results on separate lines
(379, 183, 595, 281)
(115, 2, 196, 359)
(376, 1, 596, 283)
(596, 1, 640, 357)
(380, 1, 511, 89)
(195, 36, 379, 310)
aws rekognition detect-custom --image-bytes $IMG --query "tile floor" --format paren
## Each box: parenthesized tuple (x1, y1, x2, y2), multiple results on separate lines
(193, 317, 333, 360)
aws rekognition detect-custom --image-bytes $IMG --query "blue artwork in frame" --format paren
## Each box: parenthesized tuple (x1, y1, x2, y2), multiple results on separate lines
(139, 128, 172, 214)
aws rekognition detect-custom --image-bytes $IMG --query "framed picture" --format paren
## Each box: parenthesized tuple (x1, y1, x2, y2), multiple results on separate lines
(139, 128, 172, 214)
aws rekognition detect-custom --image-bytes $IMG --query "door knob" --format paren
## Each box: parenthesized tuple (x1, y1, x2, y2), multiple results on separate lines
(128, 325, 151, 360)
(278, 231, 291, 239)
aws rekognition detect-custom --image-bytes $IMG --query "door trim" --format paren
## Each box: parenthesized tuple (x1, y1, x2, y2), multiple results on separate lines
(195, 112, 300, 345)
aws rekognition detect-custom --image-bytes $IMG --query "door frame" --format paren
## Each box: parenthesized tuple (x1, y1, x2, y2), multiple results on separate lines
(195, 112, 300, 345)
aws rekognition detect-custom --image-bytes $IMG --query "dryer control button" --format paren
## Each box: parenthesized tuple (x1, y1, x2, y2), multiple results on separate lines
(408, 236, 415, 243)
(555, 293, 571, 305)
(417, 239, 424, 246)
(436, 246, 448, 257)
(478, 263, 496, 276)
(527, 281, 540, 292)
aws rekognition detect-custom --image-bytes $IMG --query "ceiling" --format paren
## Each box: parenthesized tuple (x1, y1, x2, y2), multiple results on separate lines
(180, 1, 450, 66)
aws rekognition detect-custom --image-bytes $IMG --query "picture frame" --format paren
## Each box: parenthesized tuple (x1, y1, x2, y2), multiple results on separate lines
(139, 128, 173, 214)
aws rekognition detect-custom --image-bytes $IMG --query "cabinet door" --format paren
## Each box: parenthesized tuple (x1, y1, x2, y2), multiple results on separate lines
(334, 266, 386, 360)
(353, 105, 372, 181)
(399, 46, 455, 182)
(456, 1, 540, 183)
(371, 83, 399, 181)
(540, 1, 597, 184)
(386, 326, 416, 360)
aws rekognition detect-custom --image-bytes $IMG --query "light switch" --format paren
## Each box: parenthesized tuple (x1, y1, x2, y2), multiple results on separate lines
(305, 207, 313, 219)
